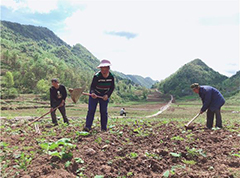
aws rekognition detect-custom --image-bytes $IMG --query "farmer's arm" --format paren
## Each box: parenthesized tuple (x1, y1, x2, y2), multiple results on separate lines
(90, 76, 98, 99)
(50, 88, 55, 111)
(60, 86, 67, 106)
(201, 90, 212, 113)
(106, 76, 115, 98)
(50, 88, 54, 107)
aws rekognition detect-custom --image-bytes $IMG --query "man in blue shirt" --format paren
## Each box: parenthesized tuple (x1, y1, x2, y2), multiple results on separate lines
(191, 83, 225, 129)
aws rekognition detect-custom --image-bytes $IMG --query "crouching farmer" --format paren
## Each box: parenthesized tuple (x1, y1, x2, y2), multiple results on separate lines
(191, 83, 225, 129)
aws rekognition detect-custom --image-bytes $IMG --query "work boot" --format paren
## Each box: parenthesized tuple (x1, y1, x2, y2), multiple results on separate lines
(64, 121, 70, 126)
(101, 128, 107, 132)
(83, 127, 90, 132)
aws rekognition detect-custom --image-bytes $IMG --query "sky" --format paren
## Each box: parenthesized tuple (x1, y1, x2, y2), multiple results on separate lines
(1, 0, 239, 81)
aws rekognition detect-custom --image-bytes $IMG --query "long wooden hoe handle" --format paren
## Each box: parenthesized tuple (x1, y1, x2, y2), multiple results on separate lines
(28, 105, 60, 125)
(185, 113, 200, 127)
(82, 92, 104, 99)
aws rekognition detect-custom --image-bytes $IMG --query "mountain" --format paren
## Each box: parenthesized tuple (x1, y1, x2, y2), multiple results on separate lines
(220, 71, 240, 97)
(126, 75, 157, 88)
(0, 20, 149, 101)
(152, 59, 228, 98)
(112, 71, 157, 88)
(1, 20, 70, 48)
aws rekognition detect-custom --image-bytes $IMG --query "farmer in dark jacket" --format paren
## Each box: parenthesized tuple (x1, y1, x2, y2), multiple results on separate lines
(83, 59, 115, 132)
(191, 83, 225, 129)
(50, 78, 69, 126)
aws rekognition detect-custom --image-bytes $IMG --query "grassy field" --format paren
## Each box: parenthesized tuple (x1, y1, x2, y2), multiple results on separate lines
(1, 96, 239, 127)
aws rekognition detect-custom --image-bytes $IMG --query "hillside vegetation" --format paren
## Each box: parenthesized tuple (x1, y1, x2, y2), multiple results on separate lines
(152, 59, 239, 98)
(0, 20, 150, 102)
(1, 21, 239, 101)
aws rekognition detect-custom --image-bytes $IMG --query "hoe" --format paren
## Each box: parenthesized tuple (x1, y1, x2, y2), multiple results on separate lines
(184, 113, 200, 130)
(29, 88, 103, 125)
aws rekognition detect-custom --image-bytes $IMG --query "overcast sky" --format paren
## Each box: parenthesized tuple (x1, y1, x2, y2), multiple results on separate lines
(1, 0, 239, 81)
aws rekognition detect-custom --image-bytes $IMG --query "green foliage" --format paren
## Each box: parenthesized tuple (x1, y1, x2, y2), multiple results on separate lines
(36, 79, 49, 93)
(14, 152, 32, 171)
(3, 71, 14, 87)
(1, 20, 149, 102)
(171, 136, 184, 141)
(220, 71, 240, 97)
(1, 71, 19, 98)
(170, 152, 181, 158)
(182, 159, 196, 165)
(129, 152, 138, 159)
(39, 138, 76, 160)
(153, 59, 229, 98)
(185, 147, 207, 158)
(76, 131, 90, 136)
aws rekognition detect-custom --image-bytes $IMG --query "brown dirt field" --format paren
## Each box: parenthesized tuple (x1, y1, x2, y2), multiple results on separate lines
(1, 120, 240, 178)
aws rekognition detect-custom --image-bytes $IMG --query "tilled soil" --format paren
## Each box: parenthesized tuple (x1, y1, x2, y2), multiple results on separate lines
(1, 121, 240, 178)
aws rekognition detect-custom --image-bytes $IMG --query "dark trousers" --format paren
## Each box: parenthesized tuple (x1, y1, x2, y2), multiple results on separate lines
(120, 113, 126, 116)
(51, 105, 69, 124)
(206, 108, 222, 129)
(85, 96, 109, 130)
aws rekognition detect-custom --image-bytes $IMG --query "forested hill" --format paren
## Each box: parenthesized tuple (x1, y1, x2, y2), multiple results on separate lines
(1, 21, 70, 48)
(152, 59, 230, 98)
(126, 75, 157, 89)
(0, 20, 150, 101)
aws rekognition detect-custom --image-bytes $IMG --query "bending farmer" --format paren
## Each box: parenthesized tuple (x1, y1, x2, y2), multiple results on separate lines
(84, 60, 115, 132)
(50, 78, 69, 126)
(191, 83, 225, 129)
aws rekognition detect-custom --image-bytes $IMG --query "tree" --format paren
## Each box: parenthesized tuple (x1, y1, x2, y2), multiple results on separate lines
(36, 79, 49, 94)
(4, 71, 14, 88)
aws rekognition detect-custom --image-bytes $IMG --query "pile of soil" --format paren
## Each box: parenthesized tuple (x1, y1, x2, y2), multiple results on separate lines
(1, 121, 240, 178)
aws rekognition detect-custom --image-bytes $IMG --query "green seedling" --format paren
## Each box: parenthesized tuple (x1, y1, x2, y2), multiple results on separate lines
(182, 159, 196, 165)
(171, 136, 184, 141)
(127, 172, 133, 176)
(163, 170, 170, 177)
(163, 165, 186, 177)
(170, 152, 181, 158)
(95, 137, 102, 144)
(65, 160, 72, 168)
(14, 152, 32, 171)
(94, 175, 104, 178)
(129, 152, 138, 159)
(75, 157, 84, 164)
(145, 152, 162, 160)
(76, 131, 90, 136)
(39, 138, 76, 160)
(186, 147, 206, 158)
(232, 151, 240, 158)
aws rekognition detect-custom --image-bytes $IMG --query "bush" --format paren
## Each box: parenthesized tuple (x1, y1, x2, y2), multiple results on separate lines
(1, 87, 18, 99)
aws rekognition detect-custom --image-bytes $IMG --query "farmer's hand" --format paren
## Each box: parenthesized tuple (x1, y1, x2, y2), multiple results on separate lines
(60, 100, 65, 107)
(50, 108, 54, 112)
(91, 93, 97, 99)
(103, 95, 108, 101)
(200, 110, 204, 114)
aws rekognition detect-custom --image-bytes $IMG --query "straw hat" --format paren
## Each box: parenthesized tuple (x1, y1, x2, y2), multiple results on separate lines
(97, 59, 111, 68)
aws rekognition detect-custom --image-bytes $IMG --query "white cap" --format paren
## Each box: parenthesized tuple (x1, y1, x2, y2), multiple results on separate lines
(97, 59, 111, 68)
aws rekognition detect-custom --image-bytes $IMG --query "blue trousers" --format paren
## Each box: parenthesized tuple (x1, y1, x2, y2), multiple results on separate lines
(85, 96, 109, 130)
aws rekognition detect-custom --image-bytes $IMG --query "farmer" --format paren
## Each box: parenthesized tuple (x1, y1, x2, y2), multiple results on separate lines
(120, 108, 126, 116)
(83, 59, 115, 132)
(191, 83, 225, 129)
(50, 78, 69, 126)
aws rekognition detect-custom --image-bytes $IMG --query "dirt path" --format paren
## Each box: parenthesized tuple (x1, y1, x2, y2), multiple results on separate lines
(145, 95, 173, 118)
